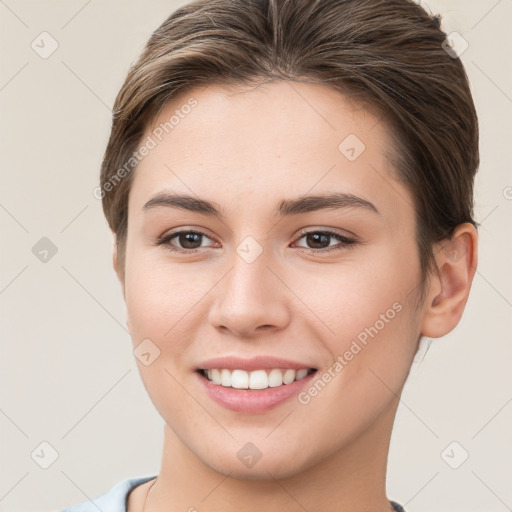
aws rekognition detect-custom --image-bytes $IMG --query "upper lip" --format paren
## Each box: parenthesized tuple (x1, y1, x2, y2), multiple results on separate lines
(196, 356, 317, 372)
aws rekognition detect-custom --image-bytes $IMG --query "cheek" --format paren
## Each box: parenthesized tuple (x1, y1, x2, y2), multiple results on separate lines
(293, 250, 411, 338)
(301, 246, 420, 386)
(124, 259, 201, 411)
(300, 296, 417, 446)
(125, 253, 211, 340)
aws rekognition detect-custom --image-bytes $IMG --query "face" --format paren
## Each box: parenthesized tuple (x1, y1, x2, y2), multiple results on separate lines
(119, 80, 426, 479)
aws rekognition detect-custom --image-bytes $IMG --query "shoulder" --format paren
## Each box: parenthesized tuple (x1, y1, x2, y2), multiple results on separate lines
(53, 475, 157, 512)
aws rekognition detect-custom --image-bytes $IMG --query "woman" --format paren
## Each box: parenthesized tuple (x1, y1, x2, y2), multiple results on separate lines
(58, 0, 479, 510)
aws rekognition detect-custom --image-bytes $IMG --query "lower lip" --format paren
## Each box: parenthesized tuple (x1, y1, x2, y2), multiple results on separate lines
(195, 370, 317, 413)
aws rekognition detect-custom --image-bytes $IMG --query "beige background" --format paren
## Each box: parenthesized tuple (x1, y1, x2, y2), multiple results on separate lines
(0, 1, 511, 511)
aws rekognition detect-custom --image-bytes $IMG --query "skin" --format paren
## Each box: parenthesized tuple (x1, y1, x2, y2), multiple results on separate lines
(113, 80, 478, 512)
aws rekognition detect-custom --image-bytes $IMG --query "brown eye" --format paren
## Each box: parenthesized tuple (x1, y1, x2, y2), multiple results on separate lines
(175, 232, 203, 249)
(304, 232, 331, 249)
(294, 230, 356, 253)
(157, 229, 217, 253)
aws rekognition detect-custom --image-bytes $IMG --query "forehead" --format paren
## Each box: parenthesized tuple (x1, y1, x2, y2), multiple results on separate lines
(145, 80, 388, 160)
(129, 80, 413, 226)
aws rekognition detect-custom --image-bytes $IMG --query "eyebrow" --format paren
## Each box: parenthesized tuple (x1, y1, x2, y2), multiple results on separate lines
(142, 191, 380, 218)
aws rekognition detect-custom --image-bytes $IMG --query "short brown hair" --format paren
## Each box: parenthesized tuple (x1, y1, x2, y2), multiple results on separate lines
(100, 0, 479, 296)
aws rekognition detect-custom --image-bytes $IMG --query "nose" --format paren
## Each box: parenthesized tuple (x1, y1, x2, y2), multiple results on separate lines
(207, 248, 290, 338)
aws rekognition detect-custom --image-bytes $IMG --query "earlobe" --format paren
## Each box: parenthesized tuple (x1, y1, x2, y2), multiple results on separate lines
(421, 223, 478, 338)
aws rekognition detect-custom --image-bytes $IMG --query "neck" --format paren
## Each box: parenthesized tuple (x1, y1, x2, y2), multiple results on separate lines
(146, 399, 399, 512)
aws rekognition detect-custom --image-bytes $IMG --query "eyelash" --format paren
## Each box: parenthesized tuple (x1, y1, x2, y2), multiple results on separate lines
(156, 228, 357, 255)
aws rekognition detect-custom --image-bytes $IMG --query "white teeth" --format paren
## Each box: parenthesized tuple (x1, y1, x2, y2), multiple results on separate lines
(201, 368, 314, 389)
(231, 369, 249, 389)
(268, 369, 283, 387)
(221, 369, 231, 387)
(282, 369, 295, 384)
(249, 369, 268, 389)
(211, 369, 222, 385)
(295, 369, 309, 380)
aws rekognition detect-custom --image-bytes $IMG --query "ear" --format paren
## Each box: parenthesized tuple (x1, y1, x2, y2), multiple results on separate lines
(112, 234, 126, 302)
(421, 222, 478, 338)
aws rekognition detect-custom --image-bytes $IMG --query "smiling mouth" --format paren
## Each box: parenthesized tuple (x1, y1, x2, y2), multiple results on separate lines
(197, 368, 317, 390)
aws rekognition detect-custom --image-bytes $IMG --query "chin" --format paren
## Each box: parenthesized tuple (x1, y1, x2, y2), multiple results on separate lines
(197, 442, 313, 481)
(207, 459, 304, 481)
